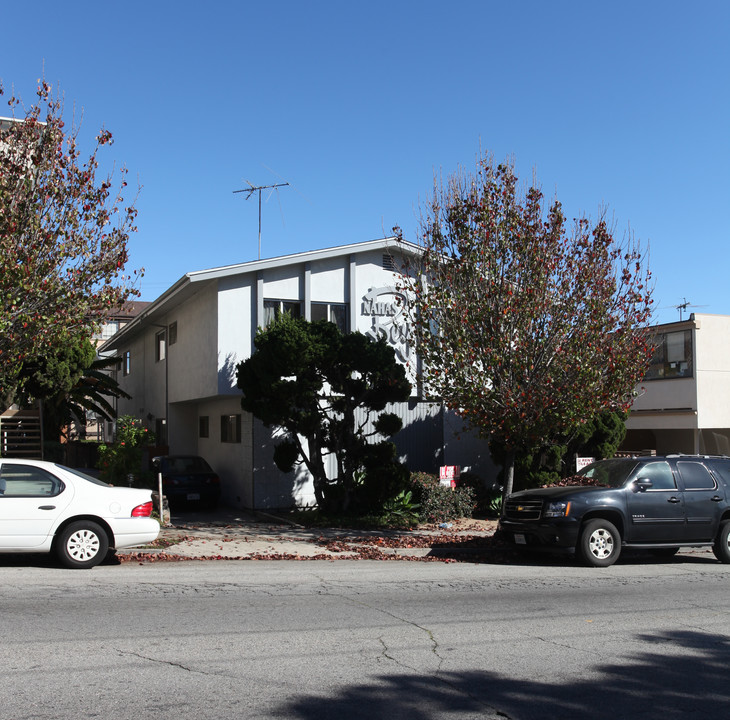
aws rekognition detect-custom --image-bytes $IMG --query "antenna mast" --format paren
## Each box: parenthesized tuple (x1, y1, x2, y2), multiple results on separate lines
(233, 180, 290, 259)
(677, 298, 690, 321)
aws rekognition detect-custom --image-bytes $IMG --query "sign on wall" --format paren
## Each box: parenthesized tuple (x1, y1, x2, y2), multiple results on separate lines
(361, 286, 410, 362)
(439, 465, 461, 488)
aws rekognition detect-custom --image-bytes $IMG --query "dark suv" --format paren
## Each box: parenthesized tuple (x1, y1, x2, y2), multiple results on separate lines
(499, 455, 730, 566)
(151, 455, 221, 509)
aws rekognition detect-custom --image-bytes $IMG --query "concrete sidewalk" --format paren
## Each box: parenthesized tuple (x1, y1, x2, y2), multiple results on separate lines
(123, 507, 499, 562)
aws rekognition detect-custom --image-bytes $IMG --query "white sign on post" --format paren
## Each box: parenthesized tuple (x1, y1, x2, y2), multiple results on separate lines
(576, 457, 595, 473)
(439, 465, 461, 488)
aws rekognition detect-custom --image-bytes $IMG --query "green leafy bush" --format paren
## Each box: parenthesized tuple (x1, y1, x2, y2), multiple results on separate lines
(381, 490, 421, 525)
(408, 472, 476, 524)
(97, 416, 154, 486)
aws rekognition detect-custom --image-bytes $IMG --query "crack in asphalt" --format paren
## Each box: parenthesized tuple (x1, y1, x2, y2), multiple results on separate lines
(115, 648, 231, 678)
(345, 596, 513, 719)
(344, 596, 443, 667)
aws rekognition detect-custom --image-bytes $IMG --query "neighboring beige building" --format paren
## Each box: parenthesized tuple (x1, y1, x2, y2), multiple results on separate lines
(94, 302, 151, 349)
(77, 302, 151, 442)
(623, 314, 730, 456)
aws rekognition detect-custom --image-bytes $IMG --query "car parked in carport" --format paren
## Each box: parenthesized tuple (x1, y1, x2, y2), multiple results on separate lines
(151, 455, 221, 509)
(0, 458, 160, 568)
(499, 455, 730, 567)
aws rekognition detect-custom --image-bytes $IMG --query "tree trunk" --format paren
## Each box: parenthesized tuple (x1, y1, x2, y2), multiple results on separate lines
(312, 477, 327, 509)
(503, 448, 516, 498)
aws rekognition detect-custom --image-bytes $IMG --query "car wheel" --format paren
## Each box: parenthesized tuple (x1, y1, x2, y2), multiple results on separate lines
(56, 521, 109, 569)
(579, 519, 621, 567)
(712, 520, 730, 563)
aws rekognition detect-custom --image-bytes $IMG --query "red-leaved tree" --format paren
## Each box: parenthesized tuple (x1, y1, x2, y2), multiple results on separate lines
(0, 79, 141, 407)
(397, 154, 654, 497)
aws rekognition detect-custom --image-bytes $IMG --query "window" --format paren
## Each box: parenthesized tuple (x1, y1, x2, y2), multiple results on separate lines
(263, 300, 301, 328)
(635, 462, 676, 490)
(122, 350, 131, 376)
(311, 303, 349, 333)
(221, 414, 241, 443)
(99, 320, 120, 341)
(0, 464, 64, 497)
(155, 418, 167, 445)
(155, 330, 166, 362)
(199, 416, 209, 438)
(169, 321, 178, 346)
(645, 330, 692, 380)
(677, 462, 716, 490)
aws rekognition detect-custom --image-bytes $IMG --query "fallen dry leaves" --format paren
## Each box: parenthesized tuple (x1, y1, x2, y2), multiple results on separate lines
(120, 529, 522, 565)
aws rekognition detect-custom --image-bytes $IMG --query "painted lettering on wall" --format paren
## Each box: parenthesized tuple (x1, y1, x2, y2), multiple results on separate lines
(362, 286, 410, 362)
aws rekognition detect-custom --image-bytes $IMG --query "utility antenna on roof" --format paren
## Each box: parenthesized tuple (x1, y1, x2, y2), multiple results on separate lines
(233, 180, 290, 260)
(676, 298, 708, 321)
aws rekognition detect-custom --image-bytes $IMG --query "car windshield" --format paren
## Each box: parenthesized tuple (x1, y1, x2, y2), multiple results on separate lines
(577, 459, 639, 488)
(162, 457, 212, 473)
(58, 465, 112, 487)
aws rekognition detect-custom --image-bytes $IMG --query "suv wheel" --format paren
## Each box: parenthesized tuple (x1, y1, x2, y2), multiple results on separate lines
(579, 519, 621, 567)
(713, 520, 730, 563)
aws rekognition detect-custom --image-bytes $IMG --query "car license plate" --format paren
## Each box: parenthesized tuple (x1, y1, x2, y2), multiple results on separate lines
(187, 493, 200, 501)
(514, 533, 526, 545)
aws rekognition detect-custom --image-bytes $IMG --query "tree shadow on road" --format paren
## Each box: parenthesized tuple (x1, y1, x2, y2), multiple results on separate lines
(277, 629, 730, 720)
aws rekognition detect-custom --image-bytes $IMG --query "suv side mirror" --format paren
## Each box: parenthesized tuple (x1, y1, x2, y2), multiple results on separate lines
(633, 477, 654, 492)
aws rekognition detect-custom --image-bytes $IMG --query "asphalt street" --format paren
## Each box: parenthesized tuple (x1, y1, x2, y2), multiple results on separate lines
(1, 551, 729, 720)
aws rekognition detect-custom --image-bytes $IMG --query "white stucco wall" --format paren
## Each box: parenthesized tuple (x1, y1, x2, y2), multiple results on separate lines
(217, 275, 254, 394)
(694, 315, 730, 428)
(262, 264, 303, 300)
(352, 249, 414, 377)
(310, 256, 347, 302)
(168, 284, 219, 403)
(628, 377, 698, 417)
(115, 333, 148, 419)
(192, 396, 253, 508)
(114, 333, 168, 433)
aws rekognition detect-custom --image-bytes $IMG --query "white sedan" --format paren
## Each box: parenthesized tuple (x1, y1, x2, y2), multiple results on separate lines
(0, 458, 160, 568)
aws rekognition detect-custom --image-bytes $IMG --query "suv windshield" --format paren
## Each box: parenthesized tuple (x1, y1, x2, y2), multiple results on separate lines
(578, 459, 638, 488)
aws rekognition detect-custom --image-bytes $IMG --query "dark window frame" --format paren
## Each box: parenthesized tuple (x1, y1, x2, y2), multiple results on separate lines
(155, 330, 166, 362)
(311, 302, 349, 333)
(221, 414, 242, 443)
(263, 299, 302, 328)
(155, 418, 168, 445)
(645, 329, 693, 381)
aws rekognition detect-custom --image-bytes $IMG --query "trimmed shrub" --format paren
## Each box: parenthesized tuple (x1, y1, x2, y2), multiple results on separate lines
(409, 471, 476, 524)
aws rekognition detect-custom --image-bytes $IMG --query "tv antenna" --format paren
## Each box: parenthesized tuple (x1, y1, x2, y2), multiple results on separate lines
(233, 180, 289, 259)
(676, 298, 708, 321)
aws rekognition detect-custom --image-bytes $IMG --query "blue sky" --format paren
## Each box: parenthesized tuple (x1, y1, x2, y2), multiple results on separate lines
(2, 0, 728, 324)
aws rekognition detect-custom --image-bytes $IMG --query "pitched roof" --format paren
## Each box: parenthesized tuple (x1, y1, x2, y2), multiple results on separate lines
(99, 236, 421, 350)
